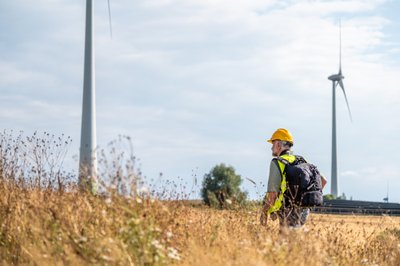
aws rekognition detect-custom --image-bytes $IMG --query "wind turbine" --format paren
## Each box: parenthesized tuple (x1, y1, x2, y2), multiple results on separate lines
(79, 0, 112, 191)
(328, 21, 352, 197)
(383, 181, 389, 203)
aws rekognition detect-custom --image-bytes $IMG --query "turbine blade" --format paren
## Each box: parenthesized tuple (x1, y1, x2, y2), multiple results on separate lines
(338, 80, 353, 122)
(107, 0, 113, 38)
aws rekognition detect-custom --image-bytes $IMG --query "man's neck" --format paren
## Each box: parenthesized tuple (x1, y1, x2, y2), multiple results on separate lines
(278, 149, 292, 156)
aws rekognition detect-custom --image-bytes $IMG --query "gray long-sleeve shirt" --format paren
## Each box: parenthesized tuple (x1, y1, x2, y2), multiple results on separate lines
(267, 159, 282, 192)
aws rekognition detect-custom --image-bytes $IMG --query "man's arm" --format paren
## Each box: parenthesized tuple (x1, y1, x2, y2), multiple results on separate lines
(263, 192, 278, 212)
(260, 160, 281, 226)
(321, 175, 327, 189)
(260, 192, 278, 226)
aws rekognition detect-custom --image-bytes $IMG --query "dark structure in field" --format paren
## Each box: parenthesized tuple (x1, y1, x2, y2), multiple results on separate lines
(313, 199, 400, 216)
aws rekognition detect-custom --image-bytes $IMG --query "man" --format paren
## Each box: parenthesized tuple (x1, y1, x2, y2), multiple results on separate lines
(260, 128, 327, 227)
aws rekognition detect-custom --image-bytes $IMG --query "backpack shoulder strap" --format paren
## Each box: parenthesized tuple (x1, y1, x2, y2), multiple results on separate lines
(275, 156, 289, 165)
(293, 155, 307, 164)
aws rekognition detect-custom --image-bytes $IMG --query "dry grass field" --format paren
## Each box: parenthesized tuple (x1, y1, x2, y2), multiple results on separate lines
(1, 132, 399, 265)
(174, 207, 400, 266)
(1, 182, 399, 265)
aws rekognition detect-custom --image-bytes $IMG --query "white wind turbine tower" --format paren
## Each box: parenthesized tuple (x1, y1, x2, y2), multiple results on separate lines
(79, 0, 112, 191)
(328, 21, 353, 197)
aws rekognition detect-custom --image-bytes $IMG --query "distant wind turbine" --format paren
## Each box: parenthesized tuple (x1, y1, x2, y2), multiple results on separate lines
(79, 0, 112, 191)
(328, 21, 352, 197)
(383, 181, 389, 203)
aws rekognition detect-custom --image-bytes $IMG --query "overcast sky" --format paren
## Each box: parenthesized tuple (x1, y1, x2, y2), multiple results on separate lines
(1, 0, 399, 202)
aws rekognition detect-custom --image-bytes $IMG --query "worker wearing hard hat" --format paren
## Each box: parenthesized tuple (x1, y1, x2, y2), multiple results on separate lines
(260, 128, 327, 227)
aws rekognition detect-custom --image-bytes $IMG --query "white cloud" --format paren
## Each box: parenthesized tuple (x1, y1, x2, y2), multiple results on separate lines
(276, 0, 387, 16)
(0, 62, 56, 87)
(0, 0, 399, 202)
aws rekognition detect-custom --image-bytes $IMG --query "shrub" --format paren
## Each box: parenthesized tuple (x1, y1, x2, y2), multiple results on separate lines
(201, 164, 247, 208)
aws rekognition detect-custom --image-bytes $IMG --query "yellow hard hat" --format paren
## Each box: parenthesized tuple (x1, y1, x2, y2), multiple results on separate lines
(267, 128, 293, 144)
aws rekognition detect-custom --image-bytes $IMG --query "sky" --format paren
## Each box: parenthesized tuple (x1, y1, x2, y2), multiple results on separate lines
(0, 0, 399, 203)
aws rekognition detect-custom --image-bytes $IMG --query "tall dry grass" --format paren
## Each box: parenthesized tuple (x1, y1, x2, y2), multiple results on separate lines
(0, 131, 399, 265)
(171, 206, 400, 266)
(0, 131, 180, 265)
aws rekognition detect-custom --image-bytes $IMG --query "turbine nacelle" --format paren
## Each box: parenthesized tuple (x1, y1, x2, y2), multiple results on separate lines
(328, 73, 344, 81)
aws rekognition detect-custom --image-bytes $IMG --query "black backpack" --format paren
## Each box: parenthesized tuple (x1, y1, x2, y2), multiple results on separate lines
(276, 155, 323, 207)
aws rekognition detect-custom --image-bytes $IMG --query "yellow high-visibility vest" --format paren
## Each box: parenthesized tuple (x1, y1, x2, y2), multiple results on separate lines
(267, 154, 296, 214)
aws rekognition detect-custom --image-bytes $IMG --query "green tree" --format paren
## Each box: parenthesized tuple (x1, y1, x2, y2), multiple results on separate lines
(201, 164, 247, 208)
(323, 193, 347, 200)
(323, 194, 336, 200)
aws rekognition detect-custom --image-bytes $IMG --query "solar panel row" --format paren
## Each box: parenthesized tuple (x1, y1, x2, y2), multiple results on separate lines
(312, 199, 400, 216)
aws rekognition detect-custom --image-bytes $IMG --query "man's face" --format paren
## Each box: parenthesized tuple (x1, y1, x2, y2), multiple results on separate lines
(271, 140, 281, 156)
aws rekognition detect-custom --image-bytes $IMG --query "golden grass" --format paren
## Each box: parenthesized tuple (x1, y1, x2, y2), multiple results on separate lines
(171, 205, 400, 266)
(1, 180, 399, 266)
(0, 132, 399, 265)
(0, 182, 174, 265)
